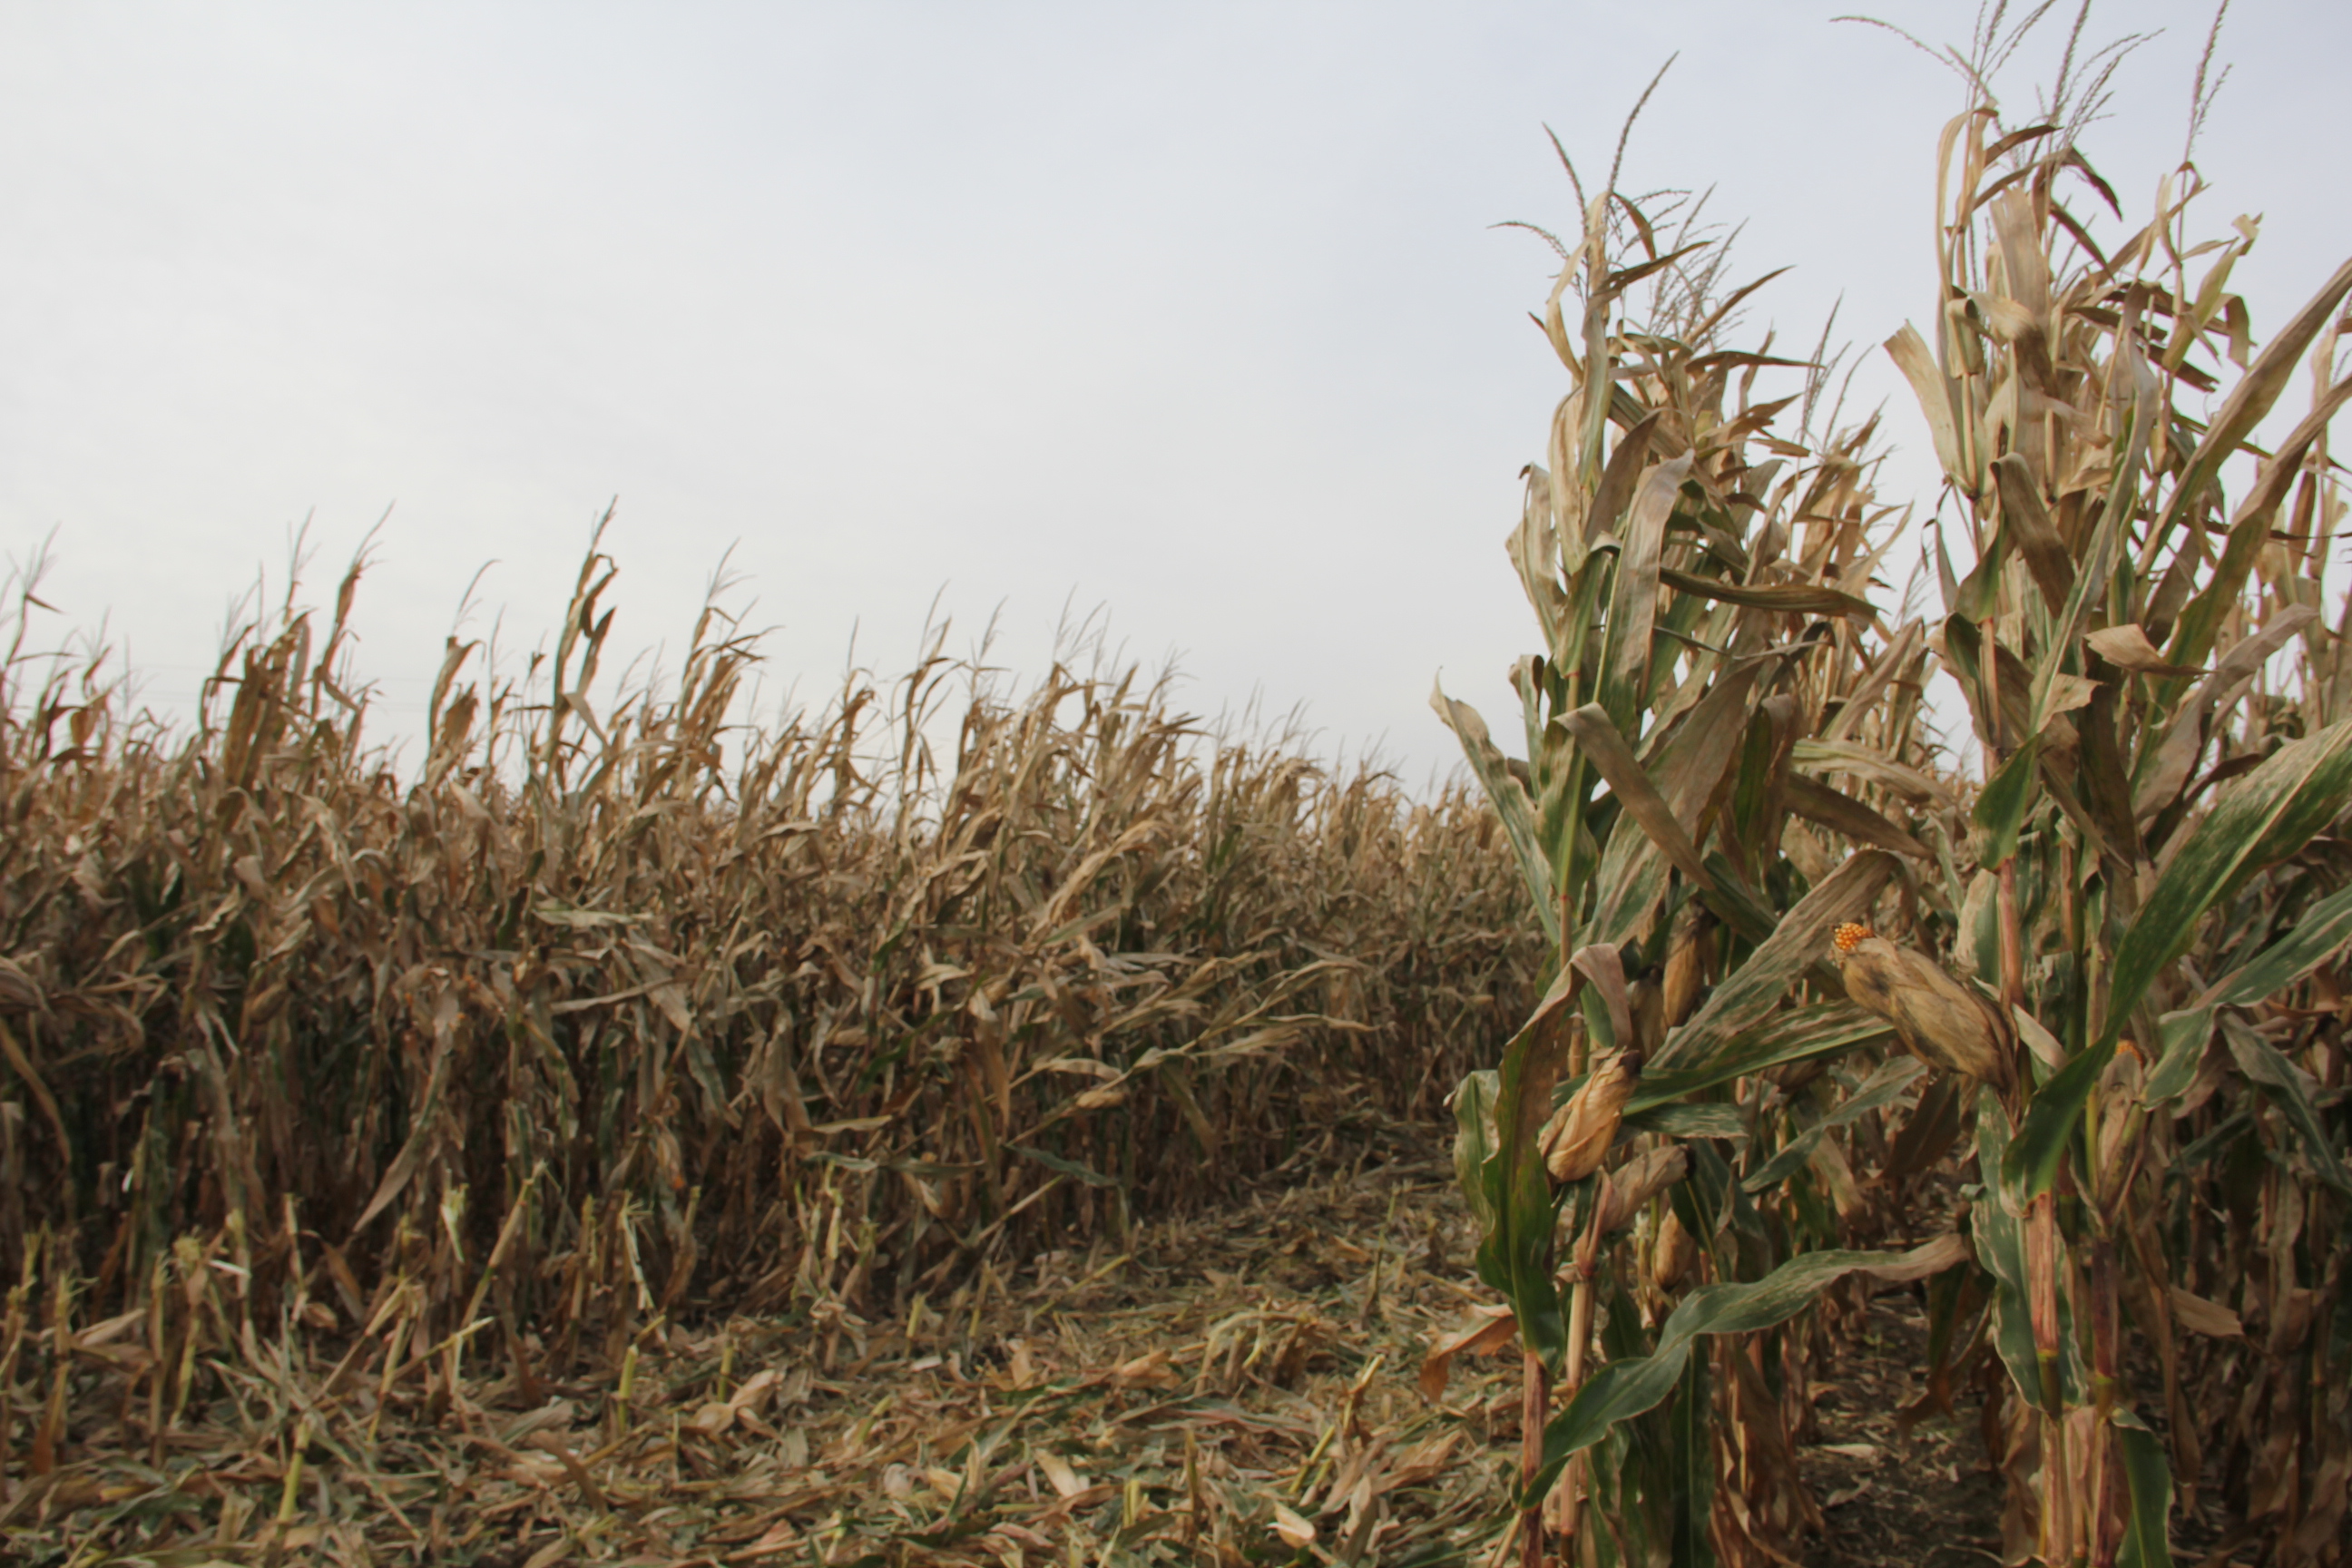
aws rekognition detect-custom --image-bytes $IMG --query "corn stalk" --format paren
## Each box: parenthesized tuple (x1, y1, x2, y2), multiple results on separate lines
(1436, 173, 1984, 1565)
(1882, 67, 2352, 1565)
(1443, 21, 2352, 1563)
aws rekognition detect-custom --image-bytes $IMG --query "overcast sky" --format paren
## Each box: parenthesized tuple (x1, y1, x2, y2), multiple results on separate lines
(2, 2, 2345, 786)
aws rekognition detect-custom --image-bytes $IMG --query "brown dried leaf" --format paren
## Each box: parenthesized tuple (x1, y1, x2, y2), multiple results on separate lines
(2168, 1286, 2243, 1338)
(1270, 1502, 1318, 1548)
(1417, 1305, 1519, 1401)
(2085, 623, 2205, 679)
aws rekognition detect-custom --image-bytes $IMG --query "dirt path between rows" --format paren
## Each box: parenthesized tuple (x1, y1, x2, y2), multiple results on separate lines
(8, 1157, 2015, 1565)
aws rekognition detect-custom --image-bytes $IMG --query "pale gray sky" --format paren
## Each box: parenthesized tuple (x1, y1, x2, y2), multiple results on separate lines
(2, 2, 2344, 784)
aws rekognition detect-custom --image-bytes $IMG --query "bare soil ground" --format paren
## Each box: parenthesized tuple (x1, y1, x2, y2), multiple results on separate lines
(1803, 1295, 2006, 1568)
(3, 1153, 2013, 1566)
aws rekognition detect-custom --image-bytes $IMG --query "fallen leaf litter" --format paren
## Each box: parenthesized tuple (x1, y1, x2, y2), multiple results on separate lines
(4, 1156, 2024, 1565)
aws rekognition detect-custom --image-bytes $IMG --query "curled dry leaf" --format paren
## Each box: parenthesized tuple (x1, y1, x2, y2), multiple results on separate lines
(1034, 1447, 1087, 1500)
(2011, 1006, 2066, 1070)
(727, 1368, 782, 1417)
(1110, 1348, 1180, 1388)
(2086, 623, 2206, 679)
(1540, 1050, 1642, 1181)
(1270, 1502, 1318, 1548)
(1856, 1230, 1972, 1283)
(1417, 1303, 1519, 1401)
(1831, 924, 2015, 1089)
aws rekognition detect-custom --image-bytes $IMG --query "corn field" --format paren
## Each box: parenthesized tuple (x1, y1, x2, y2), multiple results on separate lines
(5, 5, 2352, 1565)
(0, 524, 1556, 1557)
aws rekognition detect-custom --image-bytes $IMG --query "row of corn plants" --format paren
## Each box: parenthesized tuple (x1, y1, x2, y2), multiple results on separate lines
(1439, 21, 2351, 1566)
(0, 526, 1549, 1457)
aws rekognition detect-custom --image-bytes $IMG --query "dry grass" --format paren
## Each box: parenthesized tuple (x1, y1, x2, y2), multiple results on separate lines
(0, 1152, 2033, 1568)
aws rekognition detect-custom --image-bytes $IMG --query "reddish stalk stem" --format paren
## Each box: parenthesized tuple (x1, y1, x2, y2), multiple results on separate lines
(2087, 1234, 2122, 1568)
(1996, 862, 2026, 1015)
(1522, 1348, 1548, 1568)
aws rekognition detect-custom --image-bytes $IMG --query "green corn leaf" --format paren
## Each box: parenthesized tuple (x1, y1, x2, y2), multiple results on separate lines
(1630, 1002, 1892, 1108)
(2143, 1010, 2212, 1106)
(1531, 710, 1585, 899)
(1507, 471, 1575, 671)
(1653, 851, 1899, 1073)
(1741, 1057, 1923, 1193)
(1625, 1102, 1746, 1142)
(1670, 1348, 1714, 1568)
(1452, 1069, 1501, 1232)
(2169, 374, 2352, 675)
(1999, 1036, 2112, 1207)
(1431, 680, 1560, 945)
(1587, 811, 1673, 951)
(2027, 487, 2130, 736)
(1473, 969, 1583, 1370)
(1935, 617, 2028, 756)
(1528, 1234, 1969, 1499)
(1697, 852, 1780, 946)
(1971, 736, 2043, 867)
(1560, 703, 1715, 890)
(1970, 1095, 2043, 1407)
(2109, 719, 2352, 1037)
(1589, 664, 1766, 946)
(1598, 453, 1694, 735)
(2112, 1412, 2174, 1568)
(2146, 882, 2352, 1102)
(2161, 254, 2352, 670)
(2200, 886, 2352, 1014)
(2176, 1105, 2255, 1171)
(2222, 1015, 2352, 1195)
(2132, 605, 2318, 817)
(1950, 520, 2012, 625)
(1932, 517, 1963, 619)
(1972, 1091, 2082, 1411)
(1008, 1143, 1119, 1190)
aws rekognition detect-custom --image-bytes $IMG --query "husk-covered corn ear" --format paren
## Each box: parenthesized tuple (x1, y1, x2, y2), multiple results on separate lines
(1651, 1209, 1697, 1291)
(1596, 1143, 1687, 1235)
(1540, 1051, 1642, 1182)
(1831, 923, 2015, 1091)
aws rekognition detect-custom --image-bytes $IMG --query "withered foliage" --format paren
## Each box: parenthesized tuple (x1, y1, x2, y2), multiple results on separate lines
(0, 534, 1546, 1562)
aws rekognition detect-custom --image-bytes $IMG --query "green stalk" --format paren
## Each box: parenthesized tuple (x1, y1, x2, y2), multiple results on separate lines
(1980, 577, 2075, 1559)
(1524, 764, 1583, 1568)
